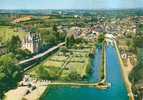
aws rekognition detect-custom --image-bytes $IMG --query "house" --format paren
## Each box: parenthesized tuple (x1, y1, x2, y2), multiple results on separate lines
(13, 16, 33, 23)
(22, 32, 41, 53)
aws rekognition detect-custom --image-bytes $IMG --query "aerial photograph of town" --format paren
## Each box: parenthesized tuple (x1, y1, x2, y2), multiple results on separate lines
(0, 0, 143, 100)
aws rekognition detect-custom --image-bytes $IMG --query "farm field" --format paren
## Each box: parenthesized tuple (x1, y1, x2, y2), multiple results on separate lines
(0, 26, 27, 42)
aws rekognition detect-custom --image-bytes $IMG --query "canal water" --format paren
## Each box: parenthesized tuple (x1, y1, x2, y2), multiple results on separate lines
(41, 46, 129, 100)
(88, 48, 102, 82)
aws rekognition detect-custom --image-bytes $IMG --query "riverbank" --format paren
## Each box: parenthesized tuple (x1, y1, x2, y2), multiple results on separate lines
(114, 40, 134, 100)
(5, 80, 111, 100)
(24, 86, 47, 100)
(4, 81, 48, 100)
(99, 43, 107, 83)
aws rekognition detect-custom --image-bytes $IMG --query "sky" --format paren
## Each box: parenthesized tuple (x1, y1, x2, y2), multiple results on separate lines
(0, 0, 143, 10)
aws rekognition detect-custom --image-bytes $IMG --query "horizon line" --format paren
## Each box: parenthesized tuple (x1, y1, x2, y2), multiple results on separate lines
(0, 8, 143, 11)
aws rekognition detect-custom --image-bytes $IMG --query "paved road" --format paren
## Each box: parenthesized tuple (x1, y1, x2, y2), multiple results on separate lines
(18, 42, 65, 65)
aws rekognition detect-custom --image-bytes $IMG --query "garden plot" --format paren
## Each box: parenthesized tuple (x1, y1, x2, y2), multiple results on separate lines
(27, 43, 95, 80)
(43, 55, 68, 67)
(60, 50, 90, 78)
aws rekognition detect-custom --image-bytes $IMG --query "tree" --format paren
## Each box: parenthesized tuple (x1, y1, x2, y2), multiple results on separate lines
(15, 49, 32, 60)
(48, 33, 57, 45)
(0, 54, 21, 80)
(0, 54, 21, 97)
(98, 33, 105, 44)
(133, 35, 143, 48)
(97, 33, 105, 48)
(65, 34, 75, 48)
(53, 31, 60, 42)
(126, 39, 136, 53)
(7, 35, 21, 53)
(59, 32, 66, 42)
(52, 24, 58, 32)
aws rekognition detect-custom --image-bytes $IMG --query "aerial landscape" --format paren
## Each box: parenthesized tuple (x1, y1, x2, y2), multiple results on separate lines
(0, 0, 143, 100)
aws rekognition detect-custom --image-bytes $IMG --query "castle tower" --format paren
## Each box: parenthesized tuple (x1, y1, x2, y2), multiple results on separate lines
(22, 32, 41, 53)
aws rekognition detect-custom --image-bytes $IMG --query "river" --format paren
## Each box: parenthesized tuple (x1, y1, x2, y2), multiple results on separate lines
(41, 46, 129, 100)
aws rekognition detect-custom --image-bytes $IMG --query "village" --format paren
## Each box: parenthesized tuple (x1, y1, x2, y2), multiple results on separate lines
(0, 9, 143, 100)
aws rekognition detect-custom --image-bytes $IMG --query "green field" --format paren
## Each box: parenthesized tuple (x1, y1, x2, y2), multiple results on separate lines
(0, 26, 27, 42)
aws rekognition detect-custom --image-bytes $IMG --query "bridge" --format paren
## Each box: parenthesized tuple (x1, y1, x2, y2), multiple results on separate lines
(105, 33, 115, 46)
(18, 42, 65, 69)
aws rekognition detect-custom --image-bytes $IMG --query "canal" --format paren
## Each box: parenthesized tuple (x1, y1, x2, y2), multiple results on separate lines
(41, 46, 129, 100)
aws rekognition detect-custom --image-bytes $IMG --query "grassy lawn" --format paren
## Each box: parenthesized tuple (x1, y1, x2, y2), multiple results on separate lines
(0, 26, 27, 42)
